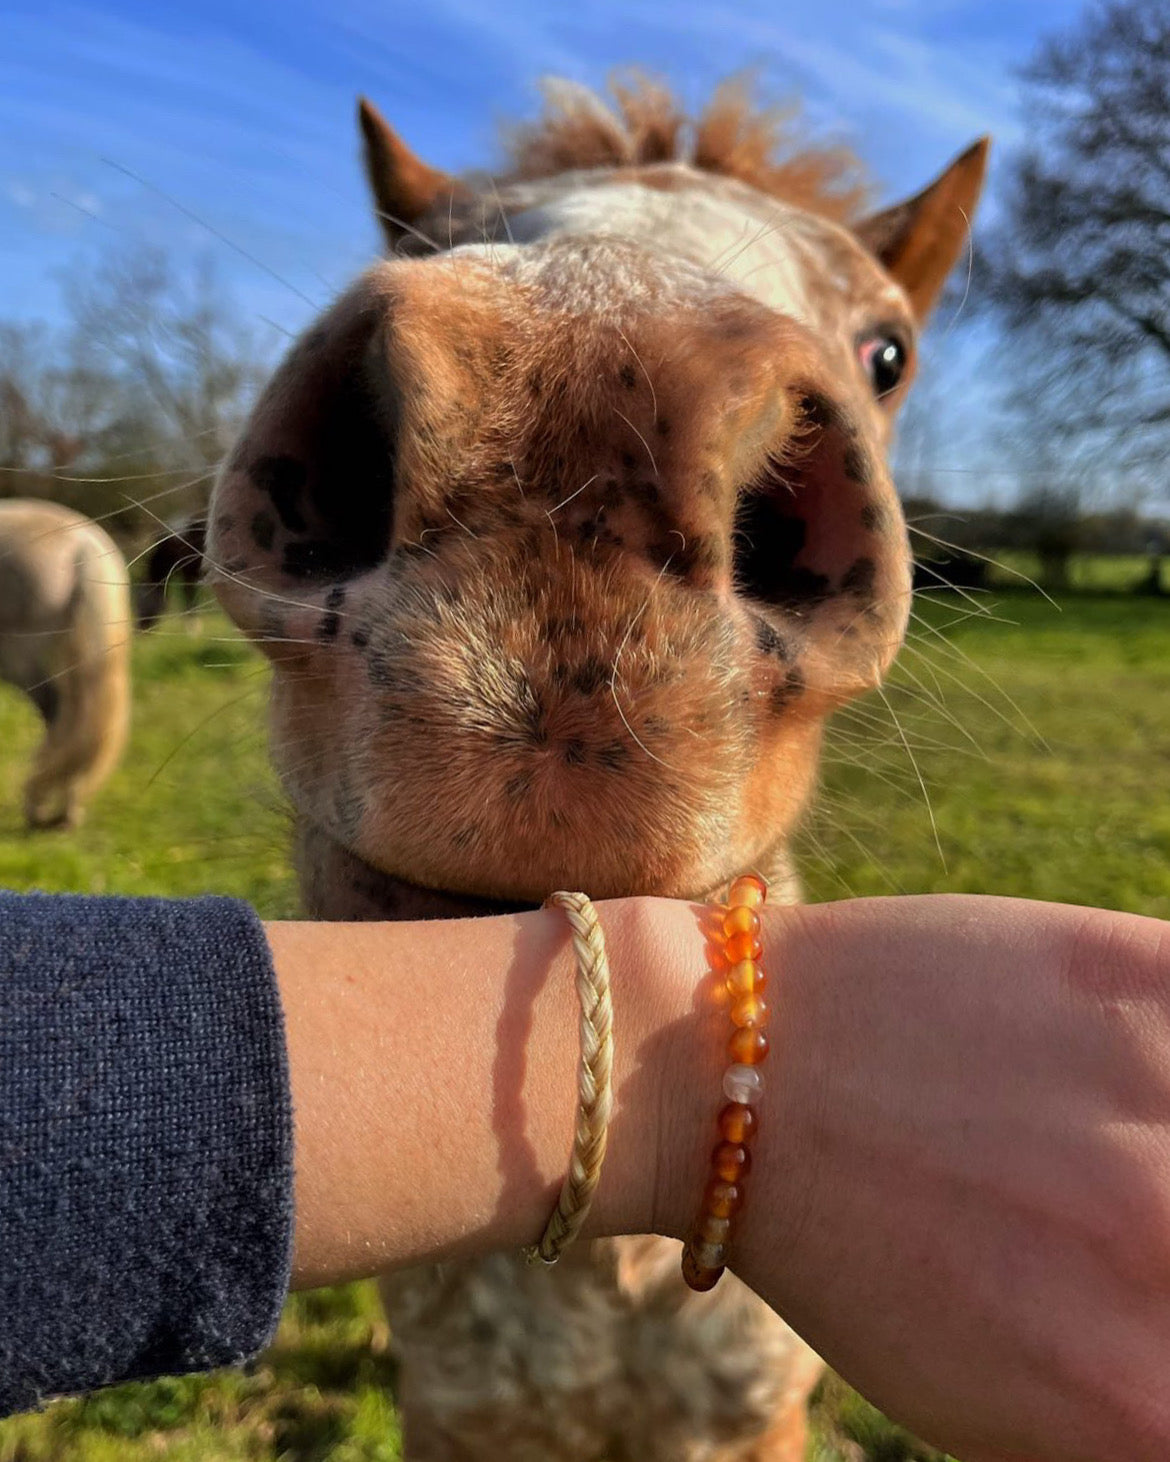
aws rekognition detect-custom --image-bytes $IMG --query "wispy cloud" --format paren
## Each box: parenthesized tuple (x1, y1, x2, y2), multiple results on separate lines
(0, 0, 1079, 330)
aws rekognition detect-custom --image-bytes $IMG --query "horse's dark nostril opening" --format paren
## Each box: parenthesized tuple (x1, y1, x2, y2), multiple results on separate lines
(733, 491, 830, 608)
(279, 377, 397, 580)
(732, 391, 891, 620)
(234, 320, 400, 585)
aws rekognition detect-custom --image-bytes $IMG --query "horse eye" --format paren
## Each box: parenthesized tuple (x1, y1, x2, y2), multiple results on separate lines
(859, 335, 908, 398)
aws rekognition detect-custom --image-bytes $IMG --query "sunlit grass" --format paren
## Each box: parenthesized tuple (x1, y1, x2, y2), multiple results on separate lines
(804, 591, 1170, 919)
(0, 617, 295, 912)
(972, 548, 1166, 595)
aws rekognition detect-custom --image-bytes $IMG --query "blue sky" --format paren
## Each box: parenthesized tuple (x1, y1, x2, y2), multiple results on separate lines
(1, 0, 1090, 505)
(2, 0, 1082, 331)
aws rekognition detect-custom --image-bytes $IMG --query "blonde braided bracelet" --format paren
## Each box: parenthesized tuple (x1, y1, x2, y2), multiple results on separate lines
(525, 891, 615, 1264)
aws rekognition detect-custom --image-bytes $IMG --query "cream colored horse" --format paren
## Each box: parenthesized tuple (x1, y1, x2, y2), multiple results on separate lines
(0, 500, 131, 828)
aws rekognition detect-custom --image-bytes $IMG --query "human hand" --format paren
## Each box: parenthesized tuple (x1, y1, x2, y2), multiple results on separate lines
(652, 894, 1170, 1461)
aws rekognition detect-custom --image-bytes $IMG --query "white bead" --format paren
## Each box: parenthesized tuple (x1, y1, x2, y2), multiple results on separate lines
(693, 1240, 728, 1269)
(723, 1064, 764, 1105)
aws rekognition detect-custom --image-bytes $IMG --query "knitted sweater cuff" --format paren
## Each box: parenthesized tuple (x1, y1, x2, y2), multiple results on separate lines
(0, 892, 293, 1416)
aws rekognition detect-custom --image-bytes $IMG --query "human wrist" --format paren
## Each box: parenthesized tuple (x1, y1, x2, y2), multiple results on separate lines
(587, 894, 824, 1265)
(568, 895, 693, 1245)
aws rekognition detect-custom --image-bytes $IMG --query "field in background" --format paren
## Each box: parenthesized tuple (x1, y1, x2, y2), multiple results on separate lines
(0, 624, 294, 912)
(964, 548, 1167, 595)
(802, 590, 1170, 918)
(1, 588, 1168, 1462)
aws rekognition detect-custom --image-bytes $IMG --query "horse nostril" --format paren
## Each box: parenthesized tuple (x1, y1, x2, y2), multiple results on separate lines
(731, 390, 900, 632)
(733, 492, 831, 608)
(209, 295, 401, 627)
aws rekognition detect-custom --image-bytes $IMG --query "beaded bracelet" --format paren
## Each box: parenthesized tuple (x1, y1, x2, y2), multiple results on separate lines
(681, 873, 769, 1292)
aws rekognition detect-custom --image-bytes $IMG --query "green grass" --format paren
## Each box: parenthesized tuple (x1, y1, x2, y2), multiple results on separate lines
(801, 590, 1170, 918)
(2, 590, 1168, 1460)
(0, 622, 296, 912)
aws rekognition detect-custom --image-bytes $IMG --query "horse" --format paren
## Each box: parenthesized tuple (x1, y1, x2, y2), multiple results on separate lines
(0, 499, 131, 829)
(207, 75, 988, 1462)
(136, 519, 207, 631)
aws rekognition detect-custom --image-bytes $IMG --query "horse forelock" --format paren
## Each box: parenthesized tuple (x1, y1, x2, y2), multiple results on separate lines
(496, 74, 872, 225)
(210, 75, 992, 909)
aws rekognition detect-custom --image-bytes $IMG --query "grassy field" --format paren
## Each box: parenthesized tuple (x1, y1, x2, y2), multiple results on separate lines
(1, 586, 1168, 1461)
(945, 547, 1167, 595)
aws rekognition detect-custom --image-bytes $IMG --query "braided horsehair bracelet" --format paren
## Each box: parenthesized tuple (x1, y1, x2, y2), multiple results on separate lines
(525, 891, 615, 1264)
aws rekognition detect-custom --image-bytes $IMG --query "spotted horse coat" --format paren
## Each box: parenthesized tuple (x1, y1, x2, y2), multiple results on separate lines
(209, 76, 988, 1462)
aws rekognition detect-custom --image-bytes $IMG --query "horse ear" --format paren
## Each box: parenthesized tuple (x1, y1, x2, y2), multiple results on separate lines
(855, 137, 990, 321)
(358, 97, 461, 249)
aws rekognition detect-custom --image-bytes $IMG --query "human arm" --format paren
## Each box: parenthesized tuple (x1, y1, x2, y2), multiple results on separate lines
(708, 895, 1170, 1462)
(5, 888, 1170, 1459)
(275, 894, 1170, 1462)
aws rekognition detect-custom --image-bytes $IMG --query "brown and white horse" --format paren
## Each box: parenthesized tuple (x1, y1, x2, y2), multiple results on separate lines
(209, 77, 988, 1462)
(0, 499, 131, 828)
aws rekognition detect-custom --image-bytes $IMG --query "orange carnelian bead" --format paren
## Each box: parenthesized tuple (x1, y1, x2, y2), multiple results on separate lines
(728, 874, 767, 909)
(704, 940, 730, 974)
(722, 905, 761, 940)
(697, 1212, 733, 1245)
(724, 929, 763, 964)
(718, 1102, 757, 1144)
(730, 993, 768, 1028)
(725, 960, 765, 998)
(681, 1246, 724, 1292)
(728, 1026, 770, 1065)
(703, 1179, 744, 1218)
(711, 1141, 752, 1182)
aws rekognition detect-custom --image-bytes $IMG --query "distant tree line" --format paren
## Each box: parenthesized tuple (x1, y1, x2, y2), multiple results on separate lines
(906, 493, 1169, 594)
(905, 497, 1166, 557)
(0, 246, 274, 548)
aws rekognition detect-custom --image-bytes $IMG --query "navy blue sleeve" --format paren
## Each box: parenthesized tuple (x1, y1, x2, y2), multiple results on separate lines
(0, 892, 293, 1417)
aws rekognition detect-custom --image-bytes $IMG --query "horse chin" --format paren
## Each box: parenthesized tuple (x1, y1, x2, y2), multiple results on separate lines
(295, 819, 537, 921)
(294, 818, 800, 923)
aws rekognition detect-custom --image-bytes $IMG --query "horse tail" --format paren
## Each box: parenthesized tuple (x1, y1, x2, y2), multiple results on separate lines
(24, 523, 132, 827)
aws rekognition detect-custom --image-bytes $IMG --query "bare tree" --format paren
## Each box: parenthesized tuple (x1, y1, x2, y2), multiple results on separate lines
(0, 246, 274, 541)
(978, 0, 1170, 504)
(63, 246, 271, 474)
(0, 323, 119, 482)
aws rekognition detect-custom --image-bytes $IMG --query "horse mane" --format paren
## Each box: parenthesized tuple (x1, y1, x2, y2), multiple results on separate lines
(499, 74, 873, 223)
